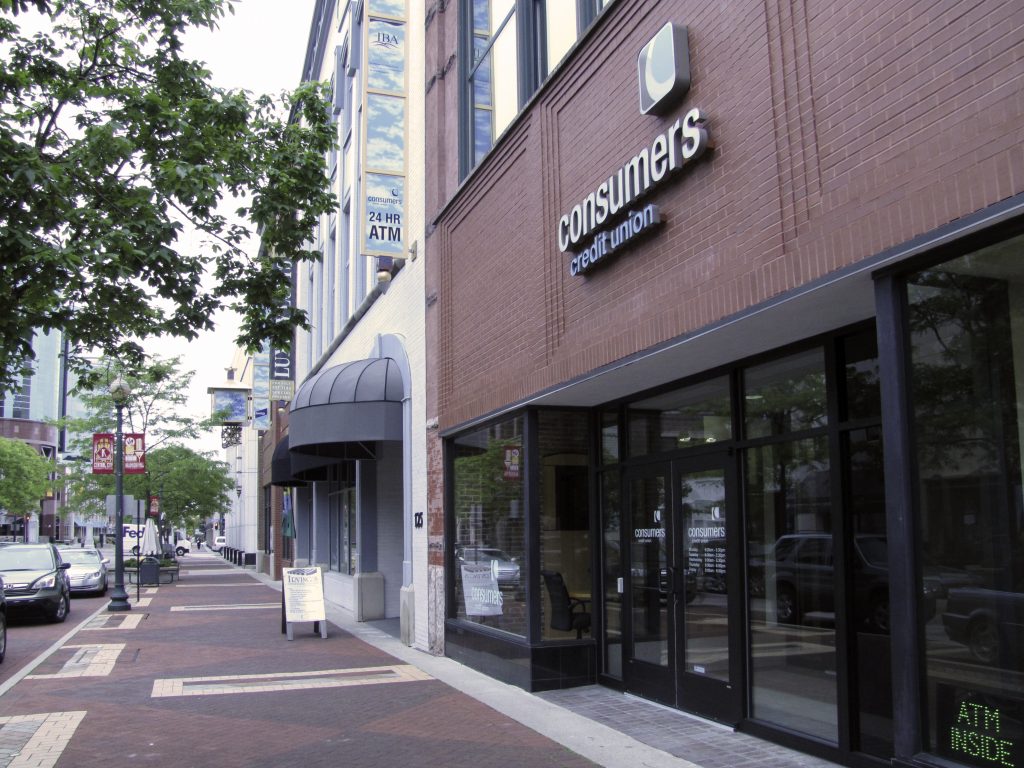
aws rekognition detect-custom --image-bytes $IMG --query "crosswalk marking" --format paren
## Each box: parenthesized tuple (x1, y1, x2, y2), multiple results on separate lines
(151, 665, 432, 698)
(26, 644, 125, 679)
(169, 603, 279, 612)
(0, 711, 85, 768)
(83, 613, 145, 631)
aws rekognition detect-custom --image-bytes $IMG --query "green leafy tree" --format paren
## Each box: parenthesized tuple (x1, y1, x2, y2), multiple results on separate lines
(128, 444, 232, 542)
(0, 0, 336, 392)
(0, 436, 52, 524)
(60, 355, 226, 524)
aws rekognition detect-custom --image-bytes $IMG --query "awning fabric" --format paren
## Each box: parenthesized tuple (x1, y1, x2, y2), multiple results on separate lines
(270, 435, 306, 487)
(288, 357, 403, 459)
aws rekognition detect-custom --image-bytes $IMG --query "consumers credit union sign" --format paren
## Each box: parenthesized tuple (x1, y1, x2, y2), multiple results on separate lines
(556, 23, 712, 277)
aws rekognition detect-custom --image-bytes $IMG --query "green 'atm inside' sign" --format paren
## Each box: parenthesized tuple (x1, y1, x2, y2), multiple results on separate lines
(938, 685, 1023, 768)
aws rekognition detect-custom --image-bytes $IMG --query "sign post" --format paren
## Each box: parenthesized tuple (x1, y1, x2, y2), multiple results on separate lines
(281, 567, 327, 640)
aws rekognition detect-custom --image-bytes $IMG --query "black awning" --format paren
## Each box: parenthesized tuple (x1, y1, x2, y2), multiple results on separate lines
(270, 435, 304, 487)
(289, 357, 403, 459)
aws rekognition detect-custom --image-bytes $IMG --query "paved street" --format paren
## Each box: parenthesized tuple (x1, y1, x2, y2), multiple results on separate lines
(0, 551, 842, 768)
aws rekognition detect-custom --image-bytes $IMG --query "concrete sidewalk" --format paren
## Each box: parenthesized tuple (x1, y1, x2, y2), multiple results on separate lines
(0, 550, 842, 768)
(242, 556, 841, 768)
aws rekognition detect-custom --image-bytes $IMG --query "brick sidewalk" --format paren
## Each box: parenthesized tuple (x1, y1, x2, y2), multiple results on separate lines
(0, 554, 596, 768)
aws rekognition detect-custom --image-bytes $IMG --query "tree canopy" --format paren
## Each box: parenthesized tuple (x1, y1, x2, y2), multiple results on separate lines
(0, 0, 336, 392)
(60, 355, 231, 528)
(0, 436, 52, 517)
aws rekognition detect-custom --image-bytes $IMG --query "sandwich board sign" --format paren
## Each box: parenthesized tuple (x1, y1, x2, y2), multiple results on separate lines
(281, 567, 327, 640)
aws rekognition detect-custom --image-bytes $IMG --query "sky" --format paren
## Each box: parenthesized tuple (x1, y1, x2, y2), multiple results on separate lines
(153, 0, 317, 456)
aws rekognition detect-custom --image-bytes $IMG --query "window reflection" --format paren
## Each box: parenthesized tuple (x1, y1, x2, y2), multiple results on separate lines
(906, 237, 1024, 763)
(452, 416, 526, 636)
(470, 1, 517, 163)
(744, 349, 828, 439)
(628, 376, 731, 457)
(747, 433, 837, 741)
(538, 412, 591, 641)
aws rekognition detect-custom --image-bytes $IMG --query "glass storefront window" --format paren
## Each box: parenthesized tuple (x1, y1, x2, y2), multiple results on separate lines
(744, 349, 827, 439)
(906, 237, 1024, 765)
(452, 416, 527, 636)
(327, 463, 356, 575)
(628, 376, 732, 457)
(600, 409, 619, 464)
(600, 471, 621, 676)
(747, 432, 836, 741)
(538, 411, 591, 640)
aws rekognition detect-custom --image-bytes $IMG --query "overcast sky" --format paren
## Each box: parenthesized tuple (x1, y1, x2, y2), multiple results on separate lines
(153, 0, 316, 456)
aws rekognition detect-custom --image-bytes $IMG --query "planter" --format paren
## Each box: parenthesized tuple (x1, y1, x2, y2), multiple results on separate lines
(124, 565, 180, 585)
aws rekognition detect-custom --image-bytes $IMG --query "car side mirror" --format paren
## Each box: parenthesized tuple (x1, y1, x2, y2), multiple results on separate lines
(59, 562, 71, 570)
(101, 558, 110, 565)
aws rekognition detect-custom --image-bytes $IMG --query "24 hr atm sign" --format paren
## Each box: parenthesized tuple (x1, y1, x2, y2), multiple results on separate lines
(361, 2, 406, 259)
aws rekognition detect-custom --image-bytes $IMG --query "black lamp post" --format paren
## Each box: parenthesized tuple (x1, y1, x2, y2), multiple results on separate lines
(107, 377, 132, 612)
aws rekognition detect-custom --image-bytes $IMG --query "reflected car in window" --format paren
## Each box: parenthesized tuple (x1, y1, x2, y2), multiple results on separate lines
(751, 533, 939, 633)
(942, 587, 1024, 666)
(455, 547, 521, 585)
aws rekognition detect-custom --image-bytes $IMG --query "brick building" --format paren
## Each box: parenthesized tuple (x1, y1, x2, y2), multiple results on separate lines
(424, 1, 1024, 766)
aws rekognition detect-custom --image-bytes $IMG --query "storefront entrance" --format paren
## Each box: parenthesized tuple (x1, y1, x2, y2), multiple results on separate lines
(622, 452, 742, 724)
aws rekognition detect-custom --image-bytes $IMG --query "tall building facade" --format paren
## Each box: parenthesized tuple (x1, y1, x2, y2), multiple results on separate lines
(424, 1, 1024, 767)
(271, 0, 427, 646)
(0, 329, 64, 541)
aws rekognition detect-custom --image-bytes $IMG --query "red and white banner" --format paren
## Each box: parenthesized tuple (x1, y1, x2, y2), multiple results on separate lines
(91, 433, 146, 474)
(123, 433, 145, 474)
(92, 434, 114, 474)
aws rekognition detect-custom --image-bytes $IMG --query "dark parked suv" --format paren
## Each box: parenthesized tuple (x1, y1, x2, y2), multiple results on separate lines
(0, 544, 71, 623)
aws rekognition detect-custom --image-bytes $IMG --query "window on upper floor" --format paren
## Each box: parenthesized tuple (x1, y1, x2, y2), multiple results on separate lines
(460, 0, 615, 177)
(12, 376, 30, 419)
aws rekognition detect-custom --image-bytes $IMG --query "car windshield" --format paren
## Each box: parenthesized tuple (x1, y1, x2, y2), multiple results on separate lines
(60, 550, 101, 564)
(0, 546, 55, 570)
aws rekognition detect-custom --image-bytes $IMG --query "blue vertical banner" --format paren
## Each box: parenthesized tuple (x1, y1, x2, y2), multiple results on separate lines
(252, 345, 271, 431)
(361, 0, 407, 260)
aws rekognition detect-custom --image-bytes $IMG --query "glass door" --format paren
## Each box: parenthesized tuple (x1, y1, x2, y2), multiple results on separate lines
(675, 454, 742, 724)
(623, 454, 741, 722)
(624, 462, 675, 705)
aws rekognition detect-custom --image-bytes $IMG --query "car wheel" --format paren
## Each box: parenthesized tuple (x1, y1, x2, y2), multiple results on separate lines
(176, 547, 186, 557)
(968, 617, 999, 664)
(776, 585, 799, 624)
(0, 612, 7, 663)
(48, 594, 68, 623)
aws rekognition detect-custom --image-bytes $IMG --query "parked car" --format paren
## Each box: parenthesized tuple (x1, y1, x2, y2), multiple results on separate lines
(942, 587, 1024, 666)
(173, 536, 191, 557)
(58, 547, 109, 596)
(0, 544, 71, 622)
(211, 535, 226, 553)
(0, 576, 7, 662)
(455, 546, 521, 585)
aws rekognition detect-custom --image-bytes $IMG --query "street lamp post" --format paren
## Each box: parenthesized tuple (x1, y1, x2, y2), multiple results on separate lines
(107, 377, 132, 612)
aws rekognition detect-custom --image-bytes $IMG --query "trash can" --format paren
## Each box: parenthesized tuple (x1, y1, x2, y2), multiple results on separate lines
(140, 556, 161, 586)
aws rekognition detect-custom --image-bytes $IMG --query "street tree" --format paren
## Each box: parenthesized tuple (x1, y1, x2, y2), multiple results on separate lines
(0, 0, 336, 392)
(60, 355, 225, 524)
(0, 436, 52, 527)
(132, 444, 233, 541)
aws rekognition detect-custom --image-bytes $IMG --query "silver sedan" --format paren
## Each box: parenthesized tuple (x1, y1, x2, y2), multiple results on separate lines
(58, 548, 109, 595)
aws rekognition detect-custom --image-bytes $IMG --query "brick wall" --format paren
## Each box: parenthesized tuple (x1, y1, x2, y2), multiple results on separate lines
(425, 0, 1024, 431)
